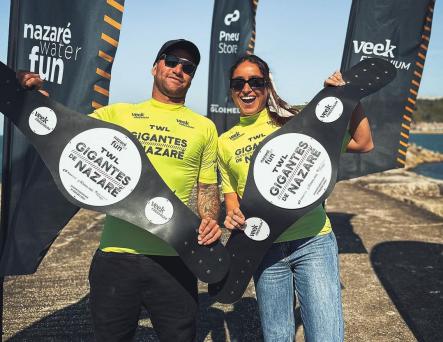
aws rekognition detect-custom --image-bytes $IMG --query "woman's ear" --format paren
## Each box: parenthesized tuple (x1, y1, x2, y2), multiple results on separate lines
(229, 88, 235, 101)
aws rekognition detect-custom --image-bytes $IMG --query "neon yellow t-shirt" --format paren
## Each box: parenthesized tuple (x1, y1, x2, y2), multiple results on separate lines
(90, 98, 218, 255)
(218, 108, 348, 242)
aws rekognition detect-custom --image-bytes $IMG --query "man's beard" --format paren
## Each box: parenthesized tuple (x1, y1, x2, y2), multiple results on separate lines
(156, 78, 189, 100)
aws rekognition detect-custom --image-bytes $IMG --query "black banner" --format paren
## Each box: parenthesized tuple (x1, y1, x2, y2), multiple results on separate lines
(0, 0, 125, 275)
(338, 0, 436, 179)
(207, 0, 258, 134)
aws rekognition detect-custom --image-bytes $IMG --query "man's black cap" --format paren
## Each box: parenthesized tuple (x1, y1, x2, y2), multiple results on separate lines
(153, 39, 201, 66)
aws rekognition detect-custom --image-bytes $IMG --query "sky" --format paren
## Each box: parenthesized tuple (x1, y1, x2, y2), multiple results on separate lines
(0, 0, 442, 126)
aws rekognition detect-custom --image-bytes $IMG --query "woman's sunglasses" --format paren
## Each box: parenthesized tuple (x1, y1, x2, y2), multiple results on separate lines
(160, 54, 197, 76)
(230, 77, 267, 91)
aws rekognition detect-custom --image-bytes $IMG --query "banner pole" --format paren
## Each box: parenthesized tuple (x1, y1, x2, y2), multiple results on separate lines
(207, 0, 218, 121)
(1, 0, 19, 335)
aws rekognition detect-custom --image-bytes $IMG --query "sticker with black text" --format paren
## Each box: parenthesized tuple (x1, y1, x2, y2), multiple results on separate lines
(59, 128, 142, 206)
(253, 133, 332, 209)
(145, 197, 174, 224)
(29, 107, 57, 135)
(315, 97, 343, 123)
(243, 217, 270, 241)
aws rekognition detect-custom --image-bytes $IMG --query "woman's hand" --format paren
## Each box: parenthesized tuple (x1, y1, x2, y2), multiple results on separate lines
(224, 207, 246, 230)
(324, 70, 346, 87)
(16, 70, 49, 97)
(223, 192, 245, 230)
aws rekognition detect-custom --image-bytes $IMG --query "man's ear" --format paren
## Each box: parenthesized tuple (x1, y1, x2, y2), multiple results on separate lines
(151, 63, 157, 76)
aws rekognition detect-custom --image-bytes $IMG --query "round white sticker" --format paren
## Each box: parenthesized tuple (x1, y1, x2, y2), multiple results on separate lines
(253, 133, 332, 209)
(243, 217, 270, 241)
(29, 107, 57, 135)
(315, 97, 343, 123)
(59, 128, 142, 206)
(145, 197, 174, 225)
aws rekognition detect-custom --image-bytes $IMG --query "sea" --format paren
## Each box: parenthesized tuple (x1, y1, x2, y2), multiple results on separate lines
(0, 134, 441, 179)
(409, 133, 443, 180)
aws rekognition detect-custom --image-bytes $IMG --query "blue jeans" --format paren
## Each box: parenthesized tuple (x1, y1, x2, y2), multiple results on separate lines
(253, 232, 343, 342)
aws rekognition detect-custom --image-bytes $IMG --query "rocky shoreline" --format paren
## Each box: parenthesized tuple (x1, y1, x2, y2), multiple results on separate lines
(411, 121, 443, 134)
(403, 143, 443, 169)
(346, 144, 443, 218)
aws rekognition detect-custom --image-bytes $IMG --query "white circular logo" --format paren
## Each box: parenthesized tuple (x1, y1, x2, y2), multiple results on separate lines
(243, 217, 270, 241)
(59, 128, 142, 206)
(315, 97, 343, 123)
(145, 197, 174, 225)
(29, 107, 57, 135)
(253, 133, 332, 209)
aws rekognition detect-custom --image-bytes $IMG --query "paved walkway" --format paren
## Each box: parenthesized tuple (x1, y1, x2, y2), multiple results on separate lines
(2, 183, 442, 341)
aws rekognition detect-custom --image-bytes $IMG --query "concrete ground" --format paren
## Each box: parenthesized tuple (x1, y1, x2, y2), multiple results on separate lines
(2, 182, 442, 341)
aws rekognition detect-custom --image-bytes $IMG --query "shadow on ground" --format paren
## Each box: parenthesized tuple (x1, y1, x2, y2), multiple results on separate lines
(5, 294, 264, 341)
(370, 241, 443, 342)
(5, 211, 362, 341)
(329, 212, 367, 254)
(9, 213, 441, 341)
(6, 292, 304, 341)
(6, 296, 95, 341)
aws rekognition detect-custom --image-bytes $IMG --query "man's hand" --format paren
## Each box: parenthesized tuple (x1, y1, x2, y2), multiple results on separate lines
(198, 218, 222, 245)
(224, 207, 245, 230)
(324, 70, 346, 87)
(16, 70, 49, 97)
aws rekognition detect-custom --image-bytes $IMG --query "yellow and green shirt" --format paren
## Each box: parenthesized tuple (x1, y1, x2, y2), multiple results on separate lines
(90, 98, 218, 255)
(218, 108, 348, 242)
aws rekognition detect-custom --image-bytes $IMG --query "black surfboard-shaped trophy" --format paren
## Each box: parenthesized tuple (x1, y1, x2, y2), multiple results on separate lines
(0, 61, 229, 284)
(209, 58, 397, 303)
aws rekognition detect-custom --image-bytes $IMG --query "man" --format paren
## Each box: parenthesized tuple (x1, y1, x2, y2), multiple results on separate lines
(19, 39, 221, 341)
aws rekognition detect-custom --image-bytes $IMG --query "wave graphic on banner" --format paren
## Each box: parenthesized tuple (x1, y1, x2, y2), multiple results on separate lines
(338, 0, 436, 180)
(207, 0, 258, 134)
(0, 0, 125, 276)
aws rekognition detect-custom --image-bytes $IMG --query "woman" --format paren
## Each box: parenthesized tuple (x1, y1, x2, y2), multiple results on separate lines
(218, 55, 373, 342)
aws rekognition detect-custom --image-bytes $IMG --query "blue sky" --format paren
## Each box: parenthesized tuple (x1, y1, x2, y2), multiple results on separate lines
(0, 0, 442, 121)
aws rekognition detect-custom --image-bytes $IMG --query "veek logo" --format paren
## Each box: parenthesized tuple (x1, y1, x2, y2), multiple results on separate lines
(132, 112, 148, 119)
(244, 217, 270, 241)
(352, 39, 411, 70)
(151, 202, 165, 214)
(145, 197, 173, 225)
(353, 39, 396, 58)
(210, 104, 240, 114)
(176, 119, 194, 128)
(224, 9, 240, 26)
(229, 131, 244, 141)
(315, 97, 343, 123)
(35, 112, 48, 124)
(29, 106, 57, 135)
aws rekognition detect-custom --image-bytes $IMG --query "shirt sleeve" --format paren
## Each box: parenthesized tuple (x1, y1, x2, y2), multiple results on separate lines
(88, 105, 111, 120)
(217, 139, 237, 194)
(197, 121, 218, 184)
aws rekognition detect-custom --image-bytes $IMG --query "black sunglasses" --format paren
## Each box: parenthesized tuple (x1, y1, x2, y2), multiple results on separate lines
(160, 54, 197, 76)
(230, 77, 267, 91)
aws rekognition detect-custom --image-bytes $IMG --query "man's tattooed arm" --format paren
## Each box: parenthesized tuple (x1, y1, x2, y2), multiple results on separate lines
(197, 183, 220, 220)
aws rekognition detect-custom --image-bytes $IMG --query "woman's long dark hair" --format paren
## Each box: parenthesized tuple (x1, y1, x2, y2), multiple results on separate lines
(230, 54, 299, 126)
